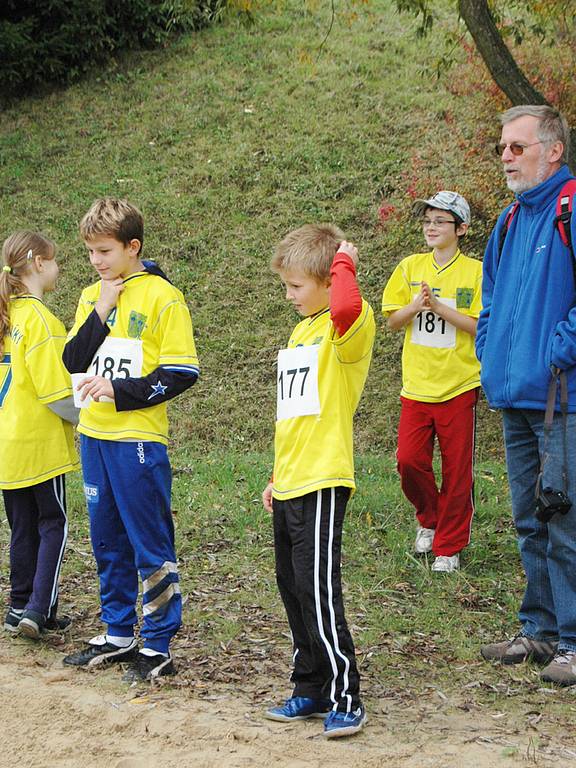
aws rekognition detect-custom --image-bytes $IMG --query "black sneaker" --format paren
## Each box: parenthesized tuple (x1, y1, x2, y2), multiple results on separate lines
(122, 651, 175, 683)
(18, 610, 46, 640)
(4, 608, 24, 634)
(63, 635, 138, 668)
(45, 615, 72, 632)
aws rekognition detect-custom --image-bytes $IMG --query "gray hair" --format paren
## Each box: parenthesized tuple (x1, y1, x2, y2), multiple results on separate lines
(500, 105, 570, 163)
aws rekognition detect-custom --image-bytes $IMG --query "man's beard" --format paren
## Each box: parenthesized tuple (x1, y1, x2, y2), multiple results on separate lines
(506, 153, 549, 193)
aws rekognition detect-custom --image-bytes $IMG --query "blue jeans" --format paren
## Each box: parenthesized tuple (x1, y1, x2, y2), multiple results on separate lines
(503, 408, 576, 652)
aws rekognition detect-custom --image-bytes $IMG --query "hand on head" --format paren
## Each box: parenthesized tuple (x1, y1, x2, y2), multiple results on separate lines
(337, 241, 358, 266)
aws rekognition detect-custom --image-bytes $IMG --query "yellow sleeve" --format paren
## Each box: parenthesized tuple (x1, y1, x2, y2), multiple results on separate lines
(67, 287, 96, 341)
(454, 261, 483, 318)
(382, 261, 411, 316)
(154, 294, 200, 373)
(470, 266, 483, 319)
(25, 307, 73, 404)
(333, 300, 375, 364)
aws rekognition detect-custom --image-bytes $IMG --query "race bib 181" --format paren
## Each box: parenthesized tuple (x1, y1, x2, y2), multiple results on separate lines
(276, 344, 320, 422)
(411, 298, 456, 348)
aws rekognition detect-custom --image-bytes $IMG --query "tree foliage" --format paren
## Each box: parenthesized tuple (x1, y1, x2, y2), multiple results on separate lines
(393, 0, 575, 167)
(0, 0, 225, 96)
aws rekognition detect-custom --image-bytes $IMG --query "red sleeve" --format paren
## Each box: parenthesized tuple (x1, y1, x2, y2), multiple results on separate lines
(329, 252, 362, 337)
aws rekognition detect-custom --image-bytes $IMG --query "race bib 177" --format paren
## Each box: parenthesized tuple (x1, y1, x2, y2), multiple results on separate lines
(276, 344, 321, 422)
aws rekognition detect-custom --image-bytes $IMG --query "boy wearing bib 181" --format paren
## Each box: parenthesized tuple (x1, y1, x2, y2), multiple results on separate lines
(62, 198, 199, 682)
(261, 224, 375, 738)
(382, 192, 481, 573)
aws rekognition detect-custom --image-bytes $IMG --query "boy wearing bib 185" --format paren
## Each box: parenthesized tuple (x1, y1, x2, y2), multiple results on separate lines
(262, 224, 375, 738)
(62, 198, 199, 682)
(382, 191, 481, 573)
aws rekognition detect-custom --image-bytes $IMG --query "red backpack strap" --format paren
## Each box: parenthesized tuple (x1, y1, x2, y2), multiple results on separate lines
(555, 179, 576, 253)
(497, 202, 519, 263)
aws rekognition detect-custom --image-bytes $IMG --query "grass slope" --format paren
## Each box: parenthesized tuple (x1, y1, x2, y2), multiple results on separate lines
(0, 0, 509, 454)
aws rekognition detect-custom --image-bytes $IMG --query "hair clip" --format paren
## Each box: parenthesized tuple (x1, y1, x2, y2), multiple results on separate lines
(26, 249, 33, 260)
(2, 265, 11, 273)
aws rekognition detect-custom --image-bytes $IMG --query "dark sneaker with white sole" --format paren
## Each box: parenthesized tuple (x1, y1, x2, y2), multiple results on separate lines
(18, 610, 46, 640)
(45, 615, 72, 632)
(4, 608, 24, 633)
(264, 697, 332, 722)
(122, 651, 175, 683)
(481, 634, 558, 665)
(63, 635, 138, 667)
(5, 609, 72, 636)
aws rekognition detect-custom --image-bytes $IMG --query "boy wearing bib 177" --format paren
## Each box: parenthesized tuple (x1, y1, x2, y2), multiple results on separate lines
(382, 192, 482, 573)
(62, 198, 199, 682)
(261, 224, 375, 738)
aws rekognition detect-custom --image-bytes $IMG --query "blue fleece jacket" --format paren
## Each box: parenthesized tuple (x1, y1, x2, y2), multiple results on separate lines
(476, 164, 576, 411)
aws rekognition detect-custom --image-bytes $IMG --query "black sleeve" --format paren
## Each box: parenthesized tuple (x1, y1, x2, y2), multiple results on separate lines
(63, 309, 109, 373)
(112, 367, 198, 412)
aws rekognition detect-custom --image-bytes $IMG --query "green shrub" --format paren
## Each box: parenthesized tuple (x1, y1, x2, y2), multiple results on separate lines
(0, 0, 223, 95)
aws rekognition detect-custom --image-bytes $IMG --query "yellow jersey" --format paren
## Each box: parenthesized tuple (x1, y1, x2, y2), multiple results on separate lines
(382, 250, 482, 402)
(0, 296, 79, 490)
(272, 299, 375, 501)
(68, 271, 198, 444)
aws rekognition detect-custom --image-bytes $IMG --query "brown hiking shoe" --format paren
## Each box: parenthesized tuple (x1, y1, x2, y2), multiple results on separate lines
(480, 634, 558, 665)
(540, 652, 576, 686)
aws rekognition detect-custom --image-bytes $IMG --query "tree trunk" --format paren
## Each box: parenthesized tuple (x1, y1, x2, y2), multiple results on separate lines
(457, 0, 574, 170)
(457, 0, 546, 104)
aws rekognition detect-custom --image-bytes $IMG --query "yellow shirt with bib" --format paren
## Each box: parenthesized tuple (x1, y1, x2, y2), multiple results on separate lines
(382, 250, 482, 403)
(272, 299, 375, 501)
(68, 271, 198, 445)
(0, 296, 79, 490)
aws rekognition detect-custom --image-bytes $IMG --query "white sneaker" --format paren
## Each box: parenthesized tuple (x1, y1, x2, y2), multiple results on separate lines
(414, 526, 435, 554)
(431, 554, 460, 573)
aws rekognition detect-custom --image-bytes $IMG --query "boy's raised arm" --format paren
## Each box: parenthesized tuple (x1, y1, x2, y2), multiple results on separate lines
(329, 241, 362, 337)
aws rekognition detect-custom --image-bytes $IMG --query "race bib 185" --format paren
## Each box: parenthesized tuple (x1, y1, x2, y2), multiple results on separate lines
(89, 336, 143, 380)
(72, 337, 144, 408)
(276, 344, 320, 422)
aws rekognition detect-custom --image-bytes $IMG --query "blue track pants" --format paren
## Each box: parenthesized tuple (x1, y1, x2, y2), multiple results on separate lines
(81, 435, 181, 654)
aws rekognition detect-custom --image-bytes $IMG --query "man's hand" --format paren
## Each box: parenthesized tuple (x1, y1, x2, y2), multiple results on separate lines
(337, 241, 358, 267)
(262, 482, 274, 514)
(95, 277, 124, 323)
(76, 376, 115, 403)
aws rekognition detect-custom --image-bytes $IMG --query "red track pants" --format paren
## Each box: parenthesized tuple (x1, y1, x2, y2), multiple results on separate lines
(396, 388, 478, 556)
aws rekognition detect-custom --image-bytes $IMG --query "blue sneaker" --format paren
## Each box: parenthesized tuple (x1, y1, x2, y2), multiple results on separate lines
(323, 705, 367, 738)
(264, 696, 332, 722)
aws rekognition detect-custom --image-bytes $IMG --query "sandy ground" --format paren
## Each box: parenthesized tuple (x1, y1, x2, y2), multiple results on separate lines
(3, 637, 576, 768)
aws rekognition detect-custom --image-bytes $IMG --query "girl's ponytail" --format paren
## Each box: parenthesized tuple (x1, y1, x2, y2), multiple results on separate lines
(0, 231, 56, 360)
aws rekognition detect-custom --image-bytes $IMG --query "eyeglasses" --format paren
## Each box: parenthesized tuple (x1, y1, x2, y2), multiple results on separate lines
(494, 141, 543, 157)
(422, 218, 457, 228)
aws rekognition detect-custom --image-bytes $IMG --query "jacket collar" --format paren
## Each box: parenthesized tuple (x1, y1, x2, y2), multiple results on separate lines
(515, 164, 573, 212)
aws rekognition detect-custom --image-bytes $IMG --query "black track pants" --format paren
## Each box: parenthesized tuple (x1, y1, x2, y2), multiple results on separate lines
(273, 486, 361, 712)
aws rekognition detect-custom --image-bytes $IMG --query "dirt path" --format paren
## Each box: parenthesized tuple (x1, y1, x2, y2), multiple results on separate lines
(3, 638, 576, 768)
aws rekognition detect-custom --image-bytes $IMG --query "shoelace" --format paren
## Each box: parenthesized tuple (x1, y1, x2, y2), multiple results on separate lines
(553, 652, 576, 665)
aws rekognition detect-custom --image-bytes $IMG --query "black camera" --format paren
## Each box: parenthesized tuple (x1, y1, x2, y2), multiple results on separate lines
(535, 487, 572, 523)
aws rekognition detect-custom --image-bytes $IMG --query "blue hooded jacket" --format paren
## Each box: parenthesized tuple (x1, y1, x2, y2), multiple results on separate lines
(476, 164, 576, 411)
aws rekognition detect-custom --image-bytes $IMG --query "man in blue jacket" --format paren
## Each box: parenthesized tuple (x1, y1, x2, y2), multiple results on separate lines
(476, 105, 576, 686)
